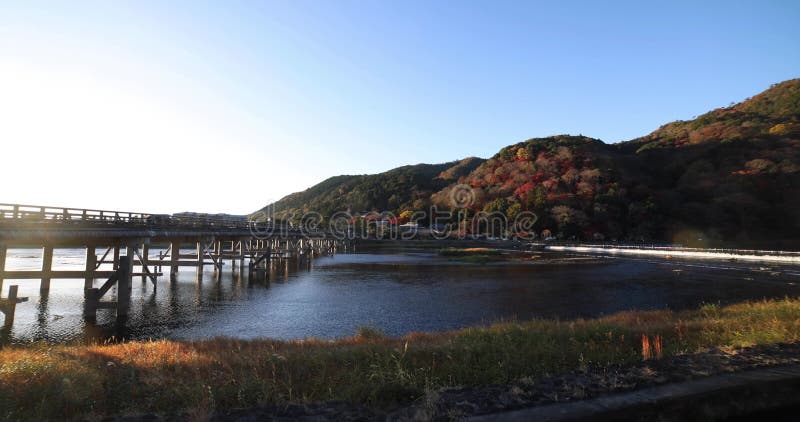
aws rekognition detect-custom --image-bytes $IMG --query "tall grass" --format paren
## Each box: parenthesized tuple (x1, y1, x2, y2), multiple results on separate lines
(1, 297, 799, 420)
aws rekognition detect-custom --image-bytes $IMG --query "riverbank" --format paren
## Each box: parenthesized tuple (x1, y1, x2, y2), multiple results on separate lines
(1, 298, 799, 420)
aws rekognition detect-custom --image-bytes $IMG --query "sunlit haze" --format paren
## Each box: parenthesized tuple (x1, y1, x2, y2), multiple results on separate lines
(1, 1, 798, 214)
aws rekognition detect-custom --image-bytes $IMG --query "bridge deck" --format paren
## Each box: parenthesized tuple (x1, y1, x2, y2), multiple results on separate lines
(0, 202, 328, 246)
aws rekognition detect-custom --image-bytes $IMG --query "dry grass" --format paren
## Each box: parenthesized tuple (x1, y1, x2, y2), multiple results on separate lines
(439, 247, 503, 256)
(1, 297, 799, 420)
(439, 247, 508, 263)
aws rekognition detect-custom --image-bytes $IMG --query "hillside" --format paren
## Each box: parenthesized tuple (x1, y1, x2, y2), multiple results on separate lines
(257, 158, 485, 219)
(430, 135, 643, 240)
(617, 79, 800, 247)
(625, 78, 800, 153)
(255, 79, 800, 248)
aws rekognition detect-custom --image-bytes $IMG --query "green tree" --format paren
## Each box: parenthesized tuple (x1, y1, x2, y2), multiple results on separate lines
(483, 197, 509, 214)
(506, 201, 522, 221)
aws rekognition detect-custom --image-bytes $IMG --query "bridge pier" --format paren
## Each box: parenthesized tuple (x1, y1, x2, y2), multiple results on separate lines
(118, 248, 134, 315)
(214, 241, 222, 274)
(0, 244, 6, 293)
(170, 241, 180, 281)
(83, 255, 132, 321)
(196, 241, 203, 270)
(1, 285, 29, 327)
(84, 246, 96, 291)
(41, 246, 53, 292)
(83, 287, 98, 321)
(141, 243, 149, 283)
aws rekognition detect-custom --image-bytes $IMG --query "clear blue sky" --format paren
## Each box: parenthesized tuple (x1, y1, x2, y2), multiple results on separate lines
(1, 1, 798, 213)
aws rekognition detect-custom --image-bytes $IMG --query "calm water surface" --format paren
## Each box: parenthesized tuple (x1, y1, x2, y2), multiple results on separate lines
(2, 247, 799, 344)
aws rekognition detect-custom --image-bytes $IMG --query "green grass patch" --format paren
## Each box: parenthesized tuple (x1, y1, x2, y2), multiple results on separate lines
(1, 297, 799, 420)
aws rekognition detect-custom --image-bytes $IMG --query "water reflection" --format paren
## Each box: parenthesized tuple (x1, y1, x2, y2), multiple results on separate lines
(1, 248, 799, 345)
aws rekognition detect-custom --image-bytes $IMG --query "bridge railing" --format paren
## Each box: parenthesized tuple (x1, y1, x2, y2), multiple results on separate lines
(0, 203, 151, 224)
(0, 203, 344, 239)
(0, 203, 255, 230)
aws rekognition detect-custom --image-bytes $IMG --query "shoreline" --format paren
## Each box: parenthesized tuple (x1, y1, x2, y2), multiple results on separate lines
(545, 244, 800, 264)
(357, 239, 800, 264)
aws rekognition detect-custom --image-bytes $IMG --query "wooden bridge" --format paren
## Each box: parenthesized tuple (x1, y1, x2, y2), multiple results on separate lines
(0, 203, 353, 326)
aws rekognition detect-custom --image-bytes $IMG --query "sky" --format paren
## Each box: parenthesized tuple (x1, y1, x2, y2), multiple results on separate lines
(1, 1, 798, 214)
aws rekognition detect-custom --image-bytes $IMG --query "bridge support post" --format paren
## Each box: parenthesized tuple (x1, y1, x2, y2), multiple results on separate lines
(141, 244, 149, 283)
(84, 246, 96, 292)
(117, 253, 133, 316)
(1, 285, 23, 327)
(0, 244, 6, 294)
(170, 241, 180, 281)
(84, 288, 98, 321)
(196, 241, 203, 269)
(41, 246, 53, 292)
(83, 255, 132, 321)
(214, 241, 222, 273)
(214, 240, 222, 280)
(113, 246, 120, 270)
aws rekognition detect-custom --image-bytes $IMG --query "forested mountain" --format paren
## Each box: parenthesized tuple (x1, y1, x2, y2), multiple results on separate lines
(615, 79, 800, 247)
(260, 158, 485, 218)
(255, 79, 800, 248)
(625, 79, 800, 152)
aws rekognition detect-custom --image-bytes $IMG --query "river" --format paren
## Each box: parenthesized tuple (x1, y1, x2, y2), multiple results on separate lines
(1, 247, 799, 344)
